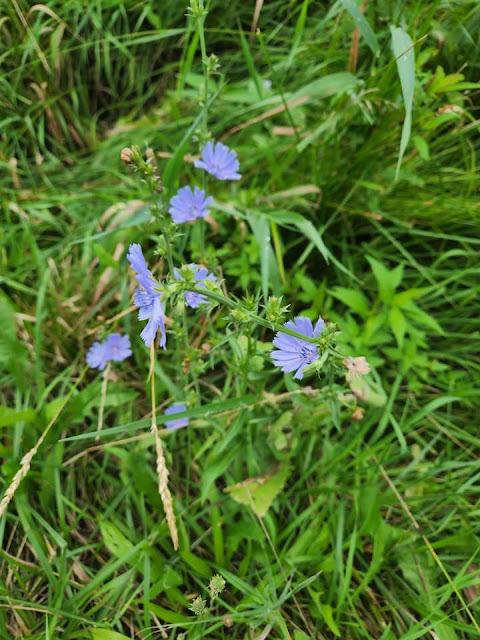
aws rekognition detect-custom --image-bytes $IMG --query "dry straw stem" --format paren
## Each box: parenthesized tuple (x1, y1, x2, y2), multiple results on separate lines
(0, 366, 87, 521)
(149, 342, 179, 550)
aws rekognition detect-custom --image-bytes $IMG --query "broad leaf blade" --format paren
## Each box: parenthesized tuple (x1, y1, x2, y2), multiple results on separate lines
(225, 463, 292, 517)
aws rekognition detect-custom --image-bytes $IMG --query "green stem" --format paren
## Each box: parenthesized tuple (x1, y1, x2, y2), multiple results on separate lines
(183, 307, 200, 397)
(183, 286, 318, 344)
(163, 236, 175, 274)
(96, 362, 110, 441)
(145, 177, 175, 274)
(197, 13, 209, 136)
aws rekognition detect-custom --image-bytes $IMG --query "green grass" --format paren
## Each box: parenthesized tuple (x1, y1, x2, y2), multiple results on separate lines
(1, 1, 480, 638)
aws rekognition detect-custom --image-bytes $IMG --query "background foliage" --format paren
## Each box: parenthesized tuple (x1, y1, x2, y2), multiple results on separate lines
(1, 0, 480, 638)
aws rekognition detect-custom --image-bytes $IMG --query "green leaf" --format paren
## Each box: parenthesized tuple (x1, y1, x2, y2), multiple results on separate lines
(286, 521, 329, 562)
(225, 463, 292, 517)
(273, 210, 329, 263)
(362, 310, 388, 344)
(402, 301, 443, 334)
(100, 521, 135, 559)
(318, 603, 341, 637)
(71, 206, 150, 245)
(341, 0, 379, 55)
(429, 69, 466, 94)
(272, 210, 358, 280)
(413, 135, 430, 160)
(89, 631, 131, 640)
(237, 21, 264, 98)
(389, 307, 406, 348)
(201, 446, 240, 502)
(92, 243, 118, 268)
(145, 603, 190, 624)
(349, 377, 386, 407)
(45, 397, 67, 421)
(292, 72, 359, 100)
(310, 592, 341, 637)
(393, 287, 430, 306)
(0, 294, 29, 390)
(163, 107, 205, 192)
(331, 287, 370, 317)
(391, 26, 415, 179)
(179, 550, 211, 578)
(0, 407, 36, 428)
(367, 256, 403, 303)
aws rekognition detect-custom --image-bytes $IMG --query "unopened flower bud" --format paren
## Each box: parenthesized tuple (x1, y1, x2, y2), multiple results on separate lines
(207, 53, 220, 73)
(188, 0, 207, 19)
(352, 407, 364, 421)
(176, 298, 185, 316)
(231, 308, 248, 323)
(264, 296, 289, 323)
(120, 148, 133, 165)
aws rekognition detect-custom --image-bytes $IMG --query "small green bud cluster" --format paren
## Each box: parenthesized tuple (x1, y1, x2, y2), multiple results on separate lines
(264, 296, 289, 323)
(188, 574, 227, 618)
(315, 322, 339, 351)
(189, 596, 207, 616)
(206, 53, 220, 74)
(209, 574, 226, 600)
(230, 307, 248, 324)
(187, 0, 207, 19)
(120, 146, 161, 187)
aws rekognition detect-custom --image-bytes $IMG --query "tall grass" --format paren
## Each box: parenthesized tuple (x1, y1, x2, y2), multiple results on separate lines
(1, 0, 480, 638)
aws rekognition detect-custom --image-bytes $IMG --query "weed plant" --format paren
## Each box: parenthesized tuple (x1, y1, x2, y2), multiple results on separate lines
(1, 1, 480, 638)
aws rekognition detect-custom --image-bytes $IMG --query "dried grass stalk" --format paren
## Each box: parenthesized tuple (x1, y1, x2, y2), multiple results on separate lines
(0, 367, 87, 520)
(150, 343, 179, 550)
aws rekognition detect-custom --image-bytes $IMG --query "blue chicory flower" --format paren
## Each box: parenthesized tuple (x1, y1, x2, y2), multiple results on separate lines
(86, 333, 132, 371)
(168, 186, 213, 224)
(193, 141, 241, 181)
(271, 316, 325, 380)
(174, 264, 217, 308)
(164, 403, 189, 429)
(127, 244, 166, 348)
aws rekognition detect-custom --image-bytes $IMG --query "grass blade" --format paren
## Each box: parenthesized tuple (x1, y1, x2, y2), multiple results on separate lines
(340, 0, 379, 55)
(391, 26, 415, 180)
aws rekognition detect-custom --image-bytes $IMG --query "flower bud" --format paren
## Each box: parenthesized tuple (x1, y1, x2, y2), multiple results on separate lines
(201, 342, 211, 354)
(352, 407, 364, 421)
(176, 298, 186, 316)
(187, 0, 207, 19)
(264, 296, 289, 323)
(231, 308, 248, 323)
(207, 53, 221, 73)
(120, 148, 133, 165)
